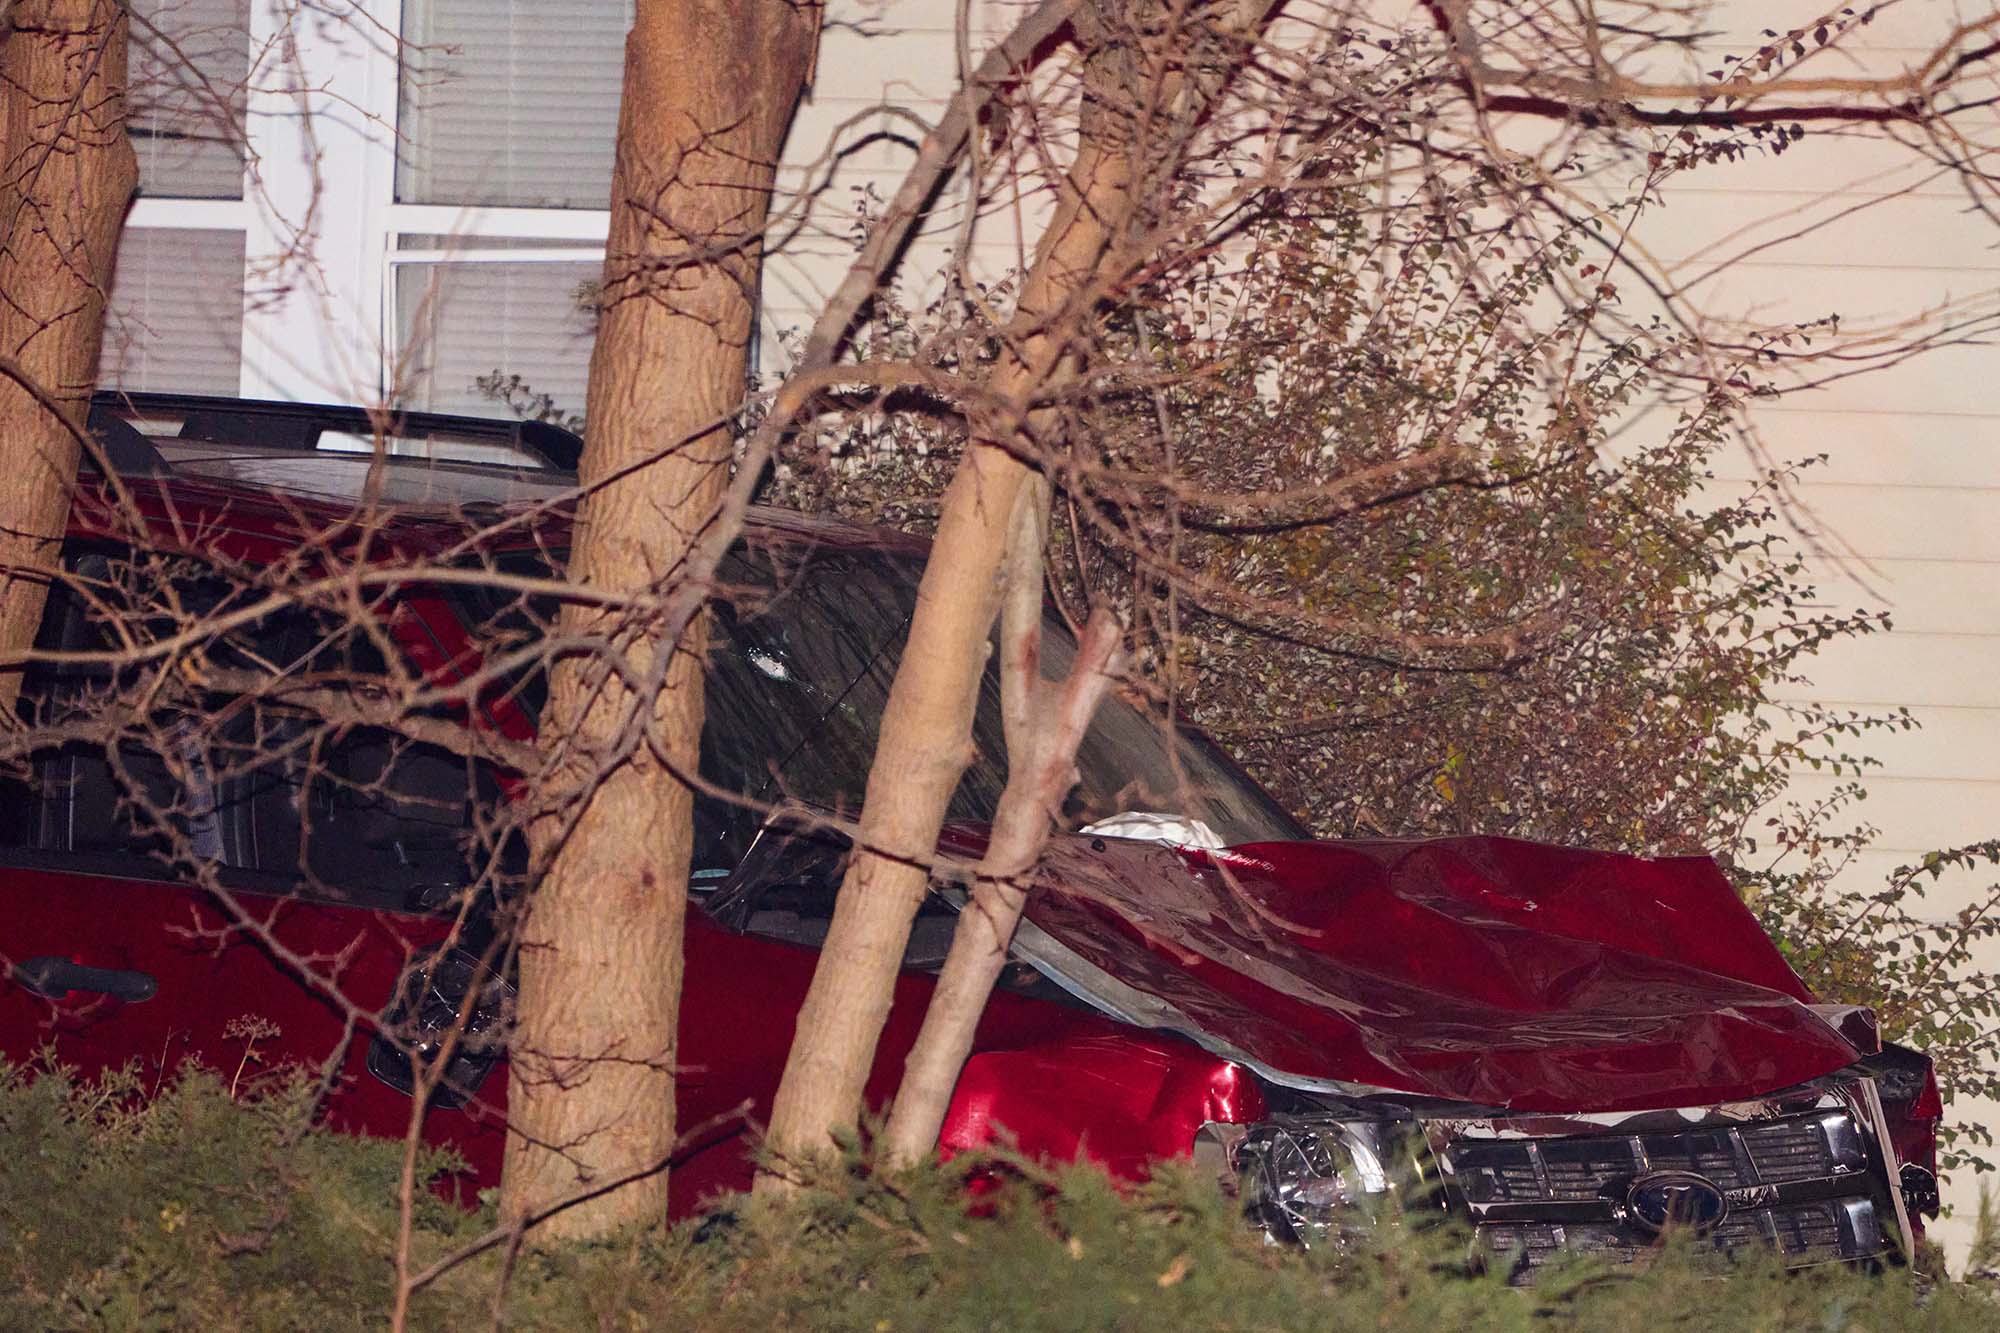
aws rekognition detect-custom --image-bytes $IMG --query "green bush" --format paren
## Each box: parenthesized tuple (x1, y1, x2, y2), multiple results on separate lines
(0, 1055, 481, 1327)
(4, 1058, 1996, 1330)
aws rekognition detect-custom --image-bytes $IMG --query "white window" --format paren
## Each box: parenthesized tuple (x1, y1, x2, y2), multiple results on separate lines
(390, 238, 600, 417)
(129, 0, 250, 200)
(103, 0, 252, 396)
(97, 0, 627, 421)
(381, 1, 626, 422)
(397, 0, 627, 209)
(101, 227, 246, 394)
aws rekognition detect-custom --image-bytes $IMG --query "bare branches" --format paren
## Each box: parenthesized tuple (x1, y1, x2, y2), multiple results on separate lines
(9, 0, 2000, 1289)
(1431, 2, 2000, 125)
(797, 0, 1083, 373)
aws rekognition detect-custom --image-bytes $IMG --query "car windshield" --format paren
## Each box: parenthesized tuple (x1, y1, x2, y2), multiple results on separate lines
(456, 539, 1304, 860)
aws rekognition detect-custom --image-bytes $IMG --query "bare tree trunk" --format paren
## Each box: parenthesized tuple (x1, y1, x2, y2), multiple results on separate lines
(0, 0, 137, 712)
(501, 0, 817, 1241)
(759, 28, 1141, 1188)
(882, 498, 1127, 1162)
(759, 0, 1285, 1182)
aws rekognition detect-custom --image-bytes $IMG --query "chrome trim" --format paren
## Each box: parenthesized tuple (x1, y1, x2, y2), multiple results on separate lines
(1851, 1074, 1918, 1257)
(1420, 1075, 1909, 1279)
(1837, 1199, 1885, 1255)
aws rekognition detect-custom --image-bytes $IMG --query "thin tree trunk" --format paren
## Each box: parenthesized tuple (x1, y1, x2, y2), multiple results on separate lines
(882, 492, 1127, 1161)
(759, 31, 1141, 1187)
(501, 0, 817, 1241)
(759, 0, 1285, 1182)
(0, 0, 137, 712)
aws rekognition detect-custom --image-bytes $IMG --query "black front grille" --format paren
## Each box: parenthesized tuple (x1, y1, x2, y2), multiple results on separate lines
(1742, 1120, 1842, 1182)
(1438, 1108, 1889, 1282)
(1452, 1113, 1847, 1205)
(1482, 1199, 1860, 1276)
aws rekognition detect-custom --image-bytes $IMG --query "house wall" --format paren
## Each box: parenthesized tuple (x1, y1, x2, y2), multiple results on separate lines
(1633, 2, 2000, 1258)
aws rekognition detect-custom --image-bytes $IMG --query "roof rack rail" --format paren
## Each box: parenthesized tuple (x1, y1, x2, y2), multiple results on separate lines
(87, 391, 583, 474)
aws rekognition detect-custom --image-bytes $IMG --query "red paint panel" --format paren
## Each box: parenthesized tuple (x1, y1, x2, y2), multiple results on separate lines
(669, 911, 1187, 1210)
(0, 861, 1218, 1211)
(940, 1034, 1266, 1175)
(1023, 834, 1864, 1111)
(0, 862, 508, 1175)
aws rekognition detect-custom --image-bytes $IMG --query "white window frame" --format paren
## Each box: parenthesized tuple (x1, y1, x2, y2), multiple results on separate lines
(376, 207, 608, 414)
(128, 198, 248, 231)
(234, 0, 615, 413)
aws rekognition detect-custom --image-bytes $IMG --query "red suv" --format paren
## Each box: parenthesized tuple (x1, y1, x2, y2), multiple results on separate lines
(1, 394, 1942, 1280)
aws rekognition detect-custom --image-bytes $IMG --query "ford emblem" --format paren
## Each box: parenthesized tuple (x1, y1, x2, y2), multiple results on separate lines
(1624, 1171, 1729, 1236)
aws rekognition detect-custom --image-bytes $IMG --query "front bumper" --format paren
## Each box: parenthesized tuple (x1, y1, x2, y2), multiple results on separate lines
(1426, 1075, 1912, 1282)
(1225, 1072, 1916, 1283)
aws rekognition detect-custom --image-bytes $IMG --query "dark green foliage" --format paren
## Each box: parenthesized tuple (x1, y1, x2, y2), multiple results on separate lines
(0, 1055, 481, 1327)
(1755, 830, 2000, 1174)
(4, 1058, 1996, 1329)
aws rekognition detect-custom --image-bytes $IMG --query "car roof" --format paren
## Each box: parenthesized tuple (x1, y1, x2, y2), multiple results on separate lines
(76, 391, 929, 562)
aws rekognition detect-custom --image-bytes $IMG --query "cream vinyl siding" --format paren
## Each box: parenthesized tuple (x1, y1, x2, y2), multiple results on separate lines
(1622, 1, 2000, 1258)
(760, 0, 1054, 365)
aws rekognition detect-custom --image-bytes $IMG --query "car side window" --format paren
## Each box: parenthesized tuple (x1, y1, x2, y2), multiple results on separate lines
(4, 547, 505, 910)
(4, 551, 211, 868)
(443, 542, 943, 872)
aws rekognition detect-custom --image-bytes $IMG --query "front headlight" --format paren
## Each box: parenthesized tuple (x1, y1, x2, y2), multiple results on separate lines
(1224, 1114, 1410, 1248)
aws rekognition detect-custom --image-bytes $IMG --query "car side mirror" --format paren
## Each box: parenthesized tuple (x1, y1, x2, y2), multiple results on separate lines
(701, 806, 851, 932)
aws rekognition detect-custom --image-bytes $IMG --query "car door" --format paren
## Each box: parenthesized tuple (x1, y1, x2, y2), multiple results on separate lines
(0, 545, 509, 1180)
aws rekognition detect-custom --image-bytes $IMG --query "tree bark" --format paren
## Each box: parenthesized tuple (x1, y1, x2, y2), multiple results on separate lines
(883, 542, 1127, 1165)
(758, 22, 1141, 1187)
(759, 0, 1286, 1183)
(0, 0, 137, 713)
(500, 0, 817, 1241)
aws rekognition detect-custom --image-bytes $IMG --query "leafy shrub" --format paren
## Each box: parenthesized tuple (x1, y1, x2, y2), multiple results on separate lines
(0, 1055, 480, 1328)
(4, 1057, 1997, 1330)
(755, 172, 2000, 1177)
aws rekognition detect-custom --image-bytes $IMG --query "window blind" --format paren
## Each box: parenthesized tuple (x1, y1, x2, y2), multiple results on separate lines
(394, 258, 600, 419)
(398, 1, 631, 208)
(130, 0, 250, 200)
(100, 228, 246, 394)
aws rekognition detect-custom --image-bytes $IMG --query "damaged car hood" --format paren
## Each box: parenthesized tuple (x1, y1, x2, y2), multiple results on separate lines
(1017, 833, 1865, 1112)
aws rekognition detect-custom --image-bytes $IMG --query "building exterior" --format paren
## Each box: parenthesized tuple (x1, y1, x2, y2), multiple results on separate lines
(109, 0, 1008, 418)
(101, 0, 2000, 1257)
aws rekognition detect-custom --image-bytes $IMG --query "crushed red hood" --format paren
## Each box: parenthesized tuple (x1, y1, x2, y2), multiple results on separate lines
(1020, 833, 1865, 1112)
